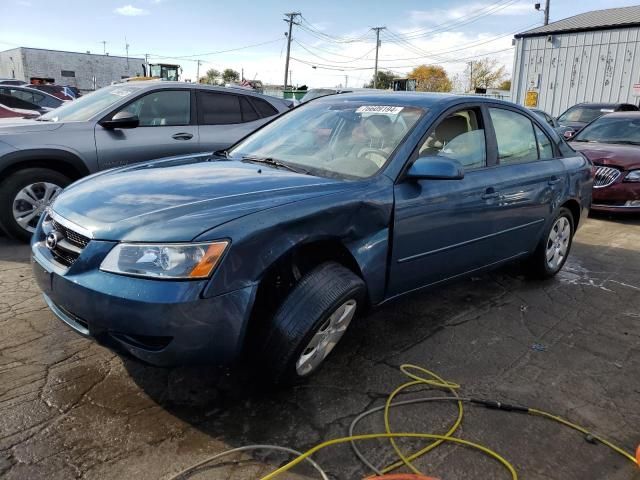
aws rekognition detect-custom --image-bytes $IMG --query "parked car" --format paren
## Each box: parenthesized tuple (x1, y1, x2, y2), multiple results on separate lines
(0, 81, 291, 241)
(0, 78, 27, 86)
(570, 112, 640, 213)
(0, 103, 41, 120)
(0, 85, 65, 111)
(529, 108, 558, 128)
(557, 102, 638, 139)
(0, 93, 46, 115)
(31, 93, 592, 383)
(29, 84, 80, 100)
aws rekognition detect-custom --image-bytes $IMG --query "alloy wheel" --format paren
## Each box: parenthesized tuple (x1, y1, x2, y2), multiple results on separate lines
(545, 216, 571, 271)
(12, 182, 62, 233)
(295, 298, 357, 376)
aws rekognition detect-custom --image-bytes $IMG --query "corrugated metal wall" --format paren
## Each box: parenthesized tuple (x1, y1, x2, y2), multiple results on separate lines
(512, 27, 640, 116)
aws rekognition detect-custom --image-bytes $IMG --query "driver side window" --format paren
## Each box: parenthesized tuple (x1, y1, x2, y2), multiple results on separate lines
(418, 108, 486, 169)
(121, 90, 191, 127)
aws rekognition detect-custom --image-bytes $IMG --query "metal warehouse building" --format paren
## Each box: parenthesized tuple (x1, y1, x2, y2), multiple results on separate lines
(511, 6, 640, 116)
(0, 47, 144, 92)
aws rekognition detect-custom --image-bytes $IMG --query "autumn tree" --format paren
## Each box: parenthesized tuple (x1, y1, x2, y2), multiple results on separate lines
(222, 68, 240, 84)
(366, 70, 397, 89)
(469, 58, 507, 90)
(408, 65, 452, 92)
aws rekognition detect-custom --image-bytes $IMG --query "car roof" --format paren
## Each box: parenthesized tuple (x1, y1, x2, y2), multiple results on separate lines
(592, 111, 640, 118)
(311, 91, 519, 109)
(0, 85, 60, 97)
(126, 81, 287, 104)
(573, 102, 636, 108)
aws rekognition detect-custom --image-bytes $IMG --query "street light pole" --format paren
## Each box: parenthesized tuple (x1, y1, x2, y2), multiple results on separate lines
(372, 27, 385, 89)
(283, 12, 300, 90)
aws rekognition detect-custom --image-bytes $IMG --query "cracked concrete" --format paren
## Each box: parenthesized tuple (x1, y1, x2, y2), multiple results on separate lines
(0, 215, 639, 480)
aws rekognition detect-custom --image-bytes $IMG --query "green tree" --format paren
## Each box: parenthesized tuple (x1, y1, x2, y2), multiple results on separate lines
(202, 68, 221, 85)
(366, 70, 397, 89)
(408, 65, 452, 92)
(498, 79, 512, 90)
(469, 58, 507, 90)
(222, 68, 240, 84)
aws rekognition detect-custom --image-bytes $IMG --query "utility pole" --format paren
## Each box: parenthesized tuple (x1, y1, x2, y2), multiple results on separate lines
(544, 0, 550, 25)
(468, 61, 474, 92)
(196, 60, 202, 83)
(101, 41, 107, 55)
(125, 37, 130, 71)
(241, 67, 244, 81)
(372, 27, 385, 89)
(535, 1, 550, 25)
(344, 75, 348, 88)
(144, 53, 149, 76)
(289, 70, 293, 88)
(283, 12, 301, 90)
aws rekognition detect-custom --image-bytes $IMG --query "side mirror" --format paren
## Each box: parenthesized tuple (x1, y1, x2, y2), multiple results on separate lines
(406, 156, 465, 180)
(100, 111, 139, 129)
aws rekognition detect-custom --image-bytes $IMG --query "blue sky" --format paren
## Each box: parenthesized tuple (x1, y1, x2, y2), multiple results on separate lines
(2, 0, 639, 87)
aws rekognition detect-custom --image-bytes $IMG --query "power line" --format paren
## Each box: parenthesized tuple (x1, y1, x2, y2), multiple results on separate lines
(293, 39, 376, 63)
(145, 38, 284, 61)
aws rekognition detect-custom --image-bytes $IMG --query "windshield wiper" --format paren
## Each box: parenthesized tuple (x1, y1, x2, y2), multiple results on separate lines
(241, 156, 309, 175)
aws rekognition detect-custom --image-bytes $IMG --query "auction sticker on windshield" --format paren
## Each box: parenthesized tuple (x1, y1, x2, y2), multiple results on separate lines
(356, 106, 404, 114)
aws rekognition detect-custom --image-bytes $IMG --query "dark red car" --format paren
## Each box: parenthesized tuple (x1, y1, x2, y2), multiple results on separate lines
(571, 112, 640, 213)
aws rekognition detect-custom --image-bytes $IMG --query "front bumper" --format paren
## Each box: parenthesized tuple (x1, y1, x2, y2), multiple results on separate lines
(592, 181, 640, 213)
(32, 240, 257, 367)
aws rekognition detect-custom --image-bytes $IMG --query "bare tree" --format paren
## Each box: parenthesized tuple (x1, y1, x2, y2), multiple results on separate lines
(468, 58, 507, 90)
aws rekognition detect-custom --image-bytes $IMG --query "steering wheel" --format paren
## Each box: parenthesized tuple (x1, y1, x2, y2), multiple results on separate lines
(357, 147, 388, 167)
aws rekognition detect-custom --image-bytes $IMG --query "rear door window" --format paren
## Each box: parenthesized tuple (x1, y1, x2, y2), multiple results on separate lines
(534, 124, 554, 160)
(197, 91, 242, 125)
(489, 108, 539, 164)
(240, 96, 259, 122)
(250, 97, 278, 118)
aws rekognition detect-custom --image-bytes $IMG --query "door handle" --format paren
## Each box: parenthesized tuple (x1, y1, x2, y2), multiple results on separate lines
(481, 188, 501, 200)
(548, 178, 562, 186)
(172, 133, 193, 140)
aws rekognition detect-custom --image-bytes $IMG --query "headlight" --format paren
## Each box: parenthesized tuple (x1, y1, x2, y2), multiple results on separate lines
(624, 169, 640, 182)
(100, 241, 228, 279)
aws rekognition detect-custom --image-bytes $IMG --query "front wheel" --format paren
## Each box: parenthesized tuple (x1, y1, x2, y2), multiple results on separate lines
(525, 207, 574, 279)
(260, 262, 366, 385)
(0, 168, 70, 242)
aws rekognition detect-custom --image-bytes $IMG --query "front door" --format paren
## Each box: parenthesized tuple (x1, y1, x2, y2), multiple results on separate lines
(388, 106, 501, 297)
(95, 89, 200, 170)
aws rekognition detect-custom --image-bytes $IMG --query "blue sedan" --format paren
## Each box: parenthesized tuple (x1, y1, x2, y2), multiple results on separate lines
(31, 93, 593, 384)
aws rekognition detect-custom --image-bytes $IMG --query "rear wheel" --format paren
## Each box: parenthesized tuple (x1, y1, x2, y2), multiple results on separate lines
(0, 168, 70, 242)
(525, 207, 574, 279)
(260, 262, 365, 385)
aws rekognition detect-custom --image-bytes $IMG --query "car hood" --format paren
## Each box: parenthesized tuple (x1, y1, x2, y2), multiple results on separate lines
(0, 120, 63, 134)
(571, 142, 640, 170)
(51, 156, 350, 241)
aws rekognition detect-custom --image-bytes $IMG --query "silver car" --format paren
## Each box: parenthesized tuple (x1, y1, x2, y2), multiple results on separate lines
(0, 81, 291, 241)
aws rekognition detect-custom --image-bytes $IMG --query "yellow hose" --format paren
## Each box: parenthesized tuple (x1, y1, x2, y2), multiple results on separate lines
(258, 363, 637, 480)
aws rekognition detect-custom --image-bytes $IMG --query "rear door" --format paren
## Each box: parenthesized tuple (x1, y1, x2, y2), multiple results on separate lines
(196, 91, 278, 152)
(95, 88, 200, 169)
(483, 105, 566, 259)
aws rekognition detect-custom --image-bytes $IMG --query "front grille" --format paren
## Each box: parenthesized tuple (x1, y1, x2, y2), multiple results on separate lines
(50, 218, 90, 248)
(42, 213, 91, 267)
(593, 166, 621, 188)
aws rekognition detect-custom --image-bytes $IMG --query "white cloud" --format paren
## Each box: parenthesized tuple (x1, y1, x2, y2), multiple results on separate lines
(16, 0, 32, 6)
(410, 2, 531, 24)
(114, 5, 149, 16)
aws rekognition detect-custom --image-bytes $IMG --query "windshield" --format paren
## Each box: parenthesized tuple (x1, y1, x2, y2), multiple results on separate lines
(39, 85, 141, 122)
(573, 115, 640, 145)
(229, 101, 425, 179)
(558, 105, 613, 124)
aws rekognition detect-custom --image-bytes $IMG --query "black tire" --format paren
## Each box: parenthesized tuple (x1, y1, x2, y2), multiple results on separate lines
(0, 168, 71, 242)
(524, 207, 575, 279)
(261, 262, 366, 385)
